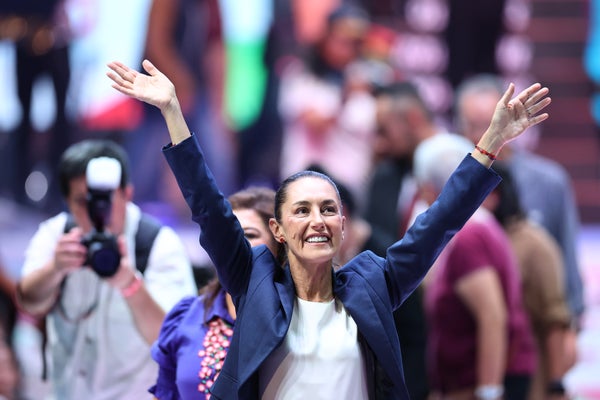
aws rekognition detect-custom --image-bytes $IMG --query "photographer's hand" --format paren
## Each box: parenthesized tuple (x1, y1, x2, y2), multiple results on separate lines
(54, 227, 87, 275)
(106, 236, 166, 344)
(16, 228, 87, 316)
(105, 236, 136, 292)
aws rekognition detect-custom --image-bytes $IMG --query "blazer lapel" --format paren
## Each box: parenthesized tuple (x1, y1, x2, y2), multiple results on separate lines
(275, 267, 296, 321)
(237, 266, 295, 386)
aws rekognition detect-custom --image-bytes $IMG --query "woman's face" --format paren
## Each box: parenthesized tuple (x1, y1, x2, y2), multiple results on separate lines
(321, 18, 367, 70)
(272, 177, 345, 266)
(234, 208, 276, 254)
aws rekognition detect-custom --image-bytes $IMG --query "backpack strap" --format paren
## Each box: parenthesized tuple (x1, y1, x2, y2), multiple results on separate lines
(64, 214, 77, 234)
(134, 214, 162, 275)
(63, 213, 162, 275)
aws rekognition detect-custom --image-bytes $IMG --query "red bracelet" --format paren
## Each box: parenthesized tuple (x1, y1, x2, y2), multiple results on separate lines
(475, 145, 497, 161)
(121, 272, 143, 298)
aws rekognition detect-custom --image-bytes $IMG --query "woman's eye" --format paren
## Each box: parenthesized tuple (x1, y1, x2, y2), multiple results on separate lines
(295, 207, 309, 215)
(245, 232, 259, 240)
(322, 206, 337, 214)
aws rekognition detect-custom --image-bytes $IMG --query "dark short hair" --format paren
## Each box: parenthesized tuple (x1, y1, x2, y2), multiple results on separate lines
(326, 3, 369, 28)
(274, 170, 341, 223)
(58, 139, 130, 198)
(306, 164, 355, 216)
(490, 162, 526, 227)
(374, 80, 433, 121)
(373, 80, 419, 98)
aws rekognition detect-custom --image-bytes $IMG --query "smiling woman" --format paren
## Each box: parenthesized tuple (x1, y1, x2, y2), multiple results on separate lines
(107, 57, 550, 399)
(270, 172, 344, 283)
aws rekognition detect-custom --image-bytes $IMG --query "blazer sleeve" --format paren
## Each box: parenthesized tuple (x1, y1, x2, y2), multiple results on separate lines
(162, 134, 253, 298)
(384, 154, 501, 308)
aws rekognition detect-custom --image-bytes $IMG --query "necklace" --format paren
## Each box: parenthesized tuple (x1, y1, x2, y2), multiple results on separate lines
(197, 318, 234, 396)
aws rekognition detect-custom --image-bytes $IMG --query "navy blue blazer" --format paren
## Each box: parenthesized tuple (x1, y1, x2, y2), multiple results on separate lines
(163, 134, 500, 400)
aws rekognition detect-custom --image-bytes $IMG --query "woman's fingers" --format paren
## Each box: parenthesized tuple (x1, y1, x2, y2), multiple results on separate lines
(515, 82, 542, 103)
(524, 86, 549, 107)
(107, 61, 139, 85)
(516, 84, 550, 108)
(108, 61, 131, 80)
(521, 86, 551, 124)
(527, 111, 550, 127)
(527, 96, 552, 117)
(107, 72, 132, 95)
(501, 83, 551, 126)
(499, 82, 515, 107)
(107, 61, 144, 98)
(107, 70, 129, 88)
(142, 59, 158, 76)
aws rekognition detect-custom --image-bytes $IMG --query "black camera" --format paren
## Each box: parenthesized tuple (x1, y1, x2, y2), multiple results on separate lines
(81, 158, 122, 277)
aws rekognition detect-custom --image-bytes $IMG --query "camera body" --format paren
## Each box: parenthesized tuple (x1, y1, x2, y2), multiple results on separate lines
(82, 157, 122, 277)
(82, 229, 120, 277)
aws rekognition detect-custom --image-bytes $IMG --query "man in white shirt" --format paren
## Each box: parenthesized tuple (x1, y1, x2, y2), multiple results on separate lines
(16, 139, 197, 400)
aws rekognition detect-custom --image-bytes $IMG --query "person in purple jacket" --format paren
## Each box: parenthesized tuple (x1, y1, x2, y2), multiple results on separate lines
(150, 187, 283, 399)
(107, 59, 550, 399)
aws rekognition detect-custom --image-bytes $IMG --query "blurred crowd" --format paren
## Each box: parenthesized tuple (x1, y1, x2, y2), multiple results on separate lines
(0, 0, 594, 399)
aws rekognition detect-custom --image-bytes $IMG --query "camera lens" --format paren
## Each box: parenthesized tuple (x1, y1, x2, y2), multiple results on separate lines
(88, 241, 121, 277)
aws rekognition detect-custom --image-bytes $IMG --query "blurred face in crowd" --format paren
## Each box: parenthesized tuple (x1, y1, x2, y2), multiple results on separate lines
(457, 90, 499, 144)
(321, 16, 368, 70)
(271, 176, 345, 268)
(375, 95, 416, 160)
(234, 208, 278, 255)
(67, 176, 131, 235)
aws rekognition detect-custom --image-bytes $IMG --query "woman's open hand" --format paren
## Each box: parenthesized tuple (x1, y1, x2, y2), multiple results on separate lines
(107, 59, 191, 144)
(107, 59, 176, 112)
(485, 82, 551, 149)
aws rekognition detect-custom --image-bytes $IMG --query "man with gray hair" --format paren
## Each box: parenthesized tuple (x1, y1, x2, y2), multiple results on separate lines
(413, 133, 536, 400)
(454, 74, 584, 323)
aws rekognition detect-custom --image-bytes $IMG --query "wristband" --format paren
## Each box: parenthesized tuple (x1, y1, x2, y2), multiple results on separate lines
(475, 385, 504, 400)
(475, 145, 498, 161)
(121, 272, 143, 298)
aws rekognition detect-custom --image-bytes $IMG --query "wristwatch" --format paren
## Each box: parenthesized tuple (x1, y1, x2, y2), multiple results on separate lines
(475, 385, 504, 400)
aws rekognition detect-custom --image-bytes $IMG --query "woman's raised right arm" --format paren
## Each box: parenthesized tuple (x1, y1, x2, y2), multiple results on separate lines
(107, 60, 253, 297)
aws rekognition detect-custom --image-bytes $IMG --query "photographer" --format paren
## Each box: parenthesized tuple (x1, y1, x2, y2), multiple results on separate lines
(16, 139, 197, 399)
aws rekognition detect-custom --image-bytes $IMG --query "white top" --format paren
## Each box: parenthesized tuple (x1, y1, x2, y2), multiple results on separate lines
(259, 297, 368, 400)
(21, 202, 197, 400)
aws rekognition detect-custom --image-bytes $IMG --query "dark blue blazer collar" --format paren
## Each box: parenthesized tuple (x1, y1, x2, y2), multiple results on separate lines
(237, 264, 295, 386)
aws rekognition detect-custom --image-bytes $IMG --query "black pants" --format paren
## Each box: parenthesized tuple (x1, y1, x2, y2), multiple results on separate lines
(504, 374, 531, 400)
(12, 43, 71, 208)
(444, 0, 506, 88)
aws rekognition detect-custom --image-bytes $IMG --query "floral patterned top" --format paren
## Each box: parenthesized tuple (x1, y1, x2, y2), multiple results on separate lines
(198, 318, 234, 396)
(150, 289, 234, 400)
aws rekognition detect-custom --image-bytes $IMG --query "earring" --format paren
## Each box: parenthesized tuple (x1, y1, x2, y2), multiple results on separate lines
(279, 238, 285, 243)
